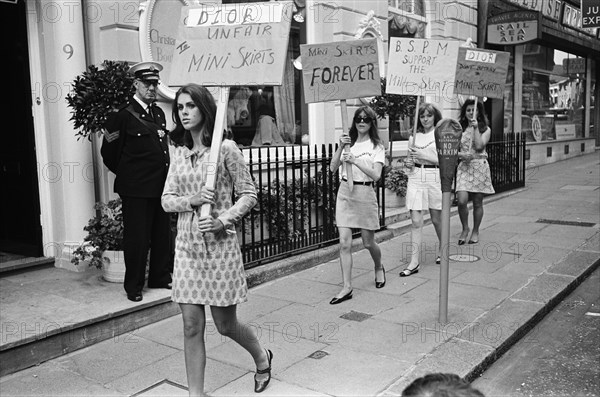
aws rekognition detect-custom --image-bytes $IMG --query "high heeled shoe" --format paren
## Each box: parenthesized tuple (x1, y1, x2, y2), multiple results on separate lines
(254, 348, 273, 393)
(375, 267, 386, 289)
(329, 290, 353, 305)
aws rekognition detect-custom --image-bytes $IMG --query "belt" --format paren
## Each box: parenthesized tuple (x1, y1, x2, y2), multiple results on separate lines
(414, 163, 438, 168)
(342, 178, 374, 186)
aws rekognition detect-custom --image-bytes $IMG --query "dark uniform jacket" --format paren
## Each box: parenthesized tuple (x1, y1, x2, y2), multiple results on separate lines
(101, 99, 170, 198)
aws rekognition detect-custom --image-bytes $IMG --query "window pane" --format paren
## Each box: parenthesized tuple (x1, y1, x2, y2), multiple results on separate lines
(522, 46, 586, 142)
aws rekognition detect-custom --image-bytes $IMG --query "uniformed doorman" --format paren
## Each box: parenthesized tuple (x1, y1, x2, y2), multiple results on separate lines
(101, 61, 173, 302)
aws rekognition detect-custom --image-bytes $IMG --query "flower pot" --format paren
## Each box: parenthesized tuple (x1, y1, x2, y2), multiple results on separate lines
(101, 250, 126, 283)
(384, 188, 406, 208)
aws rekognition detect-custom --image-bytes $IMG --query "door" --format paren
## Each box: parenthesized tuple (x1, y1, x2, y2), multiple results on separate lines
(0, 0, 43, 257)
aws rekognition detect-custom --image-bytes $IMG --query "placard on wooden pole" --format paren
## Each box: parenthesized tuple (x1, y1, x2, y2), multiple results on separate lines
(169, 2, 292, 217)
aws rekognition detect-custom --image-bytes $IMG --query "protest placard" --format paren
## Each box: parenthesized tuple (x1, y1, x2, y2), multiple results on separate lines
(386, 38, 460, 98)
(169, 2, 292, 86)
(168, 2, 292, 216)
(300, 38, 381, 103)
(454, 47, 510, 99)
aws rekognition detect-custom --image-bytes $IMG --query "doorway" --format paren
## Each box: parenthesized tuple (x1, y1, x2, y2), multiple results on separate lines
(0, 0, 43, 258)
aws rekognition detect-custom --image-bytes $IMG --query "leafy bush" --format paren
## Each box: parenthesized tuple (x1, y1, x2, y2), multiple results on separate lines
(71, 199, 124, 269)
(383, 165, 408, 197)
(66, 60, 134, 141)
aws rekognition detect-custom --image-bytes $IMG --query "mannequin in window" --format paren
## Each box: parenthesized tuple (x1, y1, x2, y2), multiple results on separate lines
(251, 88, 285, 146)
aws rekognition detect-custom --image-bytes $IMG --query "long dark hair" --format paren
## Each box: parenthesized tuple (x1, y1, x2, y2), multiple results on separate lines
(170, 84, 217, 149)
(459, 99, 489, 133)
(348, 106, 381, 148)
(416, 102, 442, 133)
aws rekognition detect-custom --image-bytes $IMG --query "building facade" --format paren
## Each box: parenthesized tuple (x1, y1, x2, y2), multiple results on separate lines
(2, 0, 596, 268)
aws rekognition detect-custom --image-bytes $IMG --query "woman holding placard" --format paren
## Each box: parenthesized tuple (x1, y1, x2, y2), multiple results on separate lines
(400, 103, 443, 277)
(329, 106, 386, 304)
(456, 99, 495, 245)
(162, 84, 273, 395)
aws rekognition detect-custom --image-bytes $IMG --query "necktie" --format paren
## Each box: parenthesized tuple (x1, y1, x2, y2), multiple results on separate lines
(148, 105, 155, 122)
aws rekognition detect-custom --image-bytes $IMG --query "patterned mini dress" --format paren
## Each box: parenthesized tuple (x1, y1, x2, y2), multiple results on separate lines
(162, 140, 257, 306)
(455, 127, 495, 195)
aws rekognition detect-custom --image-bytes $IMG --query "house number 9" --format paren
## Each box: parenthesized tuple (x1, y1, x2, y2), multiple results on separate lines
(63, 44, 73, 60)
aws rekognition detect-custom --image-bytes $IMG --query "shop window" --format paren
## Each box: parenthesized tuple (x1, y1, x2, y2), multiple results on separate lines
(522, 45, 586, 143)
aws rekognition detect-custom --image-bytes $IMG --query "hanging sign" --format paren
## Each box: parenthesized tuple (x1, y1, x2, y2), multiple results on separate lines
(487, 11, 542, 45)
(169, 2, 292, 86)
(386, 38, 460, 97)
(300, 38, 381, 103)
(454, 48, 510, 99)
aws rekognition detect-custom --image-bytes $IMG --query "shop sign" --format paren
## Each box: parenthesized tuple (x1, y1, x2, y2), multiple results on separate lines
(581, 0, 600, 28)
(562, 57, 586, 74)
(502, 0, 598, 36)
(454, 48, 511, 99)
(386, 38, 460, 97)
(562, 2, 599, 36)
(488, 11, 541, 44)
(300, 38, 381, 103)
(168, 2, 292, 86)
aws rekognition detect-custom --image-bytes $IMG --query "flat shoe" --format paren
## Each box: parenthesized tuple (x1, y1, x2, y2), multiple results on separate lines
(468, 239, 479, 244)
(458, 239, 466, 245)
(435, 256, 441, 264)
(375, 267, 386, 289)
(330, 290, 353, 305)
(254, 348, 273, 393)
(399, 266, 420, 277)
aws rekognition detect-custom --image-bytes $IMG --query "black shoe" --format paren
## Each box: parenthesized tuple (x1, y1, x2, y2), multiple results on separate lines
(458, 239, 466, 245)
(435, 256, 441, 265)
(127, 292, 143, 302)
(329, 290, 353, 305)
(375, 267, 386, 289)
(399, 266, 420, 277)
(254, 349, 273, 393)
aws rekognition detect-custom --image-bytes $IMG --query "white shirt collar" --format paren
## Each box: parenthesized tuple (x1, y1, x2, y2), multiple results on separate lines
(133, 94, 152, 112)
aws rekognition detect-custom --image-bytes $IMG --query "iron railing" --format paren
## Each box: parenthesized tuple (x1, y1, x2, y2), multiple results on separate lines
(487, 133, 526, 193)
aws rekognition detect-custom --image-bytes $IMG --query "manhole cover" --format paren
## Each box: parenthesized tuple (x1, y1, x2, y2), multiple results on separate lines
(449, 254, 480, 262)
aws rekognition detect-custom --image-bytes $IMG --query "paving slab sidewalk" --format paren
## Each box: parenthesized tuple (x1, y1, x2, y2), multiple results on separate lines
(0, 153, 598, 396)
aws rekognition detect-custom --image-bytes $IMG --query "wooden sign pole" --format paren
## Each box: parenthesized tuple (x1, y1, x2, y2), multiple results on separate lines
(468, 96, 478, 153)
(340, 99, 353, 191)
(200, 86, 230, 217)
(411, 96, 421, 149)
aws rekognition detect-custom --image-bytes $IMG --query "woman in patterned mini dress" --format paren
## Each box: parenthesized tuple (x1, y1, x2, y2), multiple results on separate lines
(456, 99, 495, 245)
(162, 84, 272, 396)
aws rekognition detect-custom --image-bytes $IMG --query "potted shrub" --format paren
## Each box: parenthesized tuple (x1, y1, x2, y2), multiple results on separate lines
(382, 165, 408, 208)
(66, 60, 134, 140)
(71, 198, 125, 282)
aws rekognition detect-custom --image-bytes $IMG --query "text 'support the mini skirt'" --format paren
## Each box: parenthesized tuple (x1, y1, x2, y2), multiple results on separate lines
(335, 181, 380, 230)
